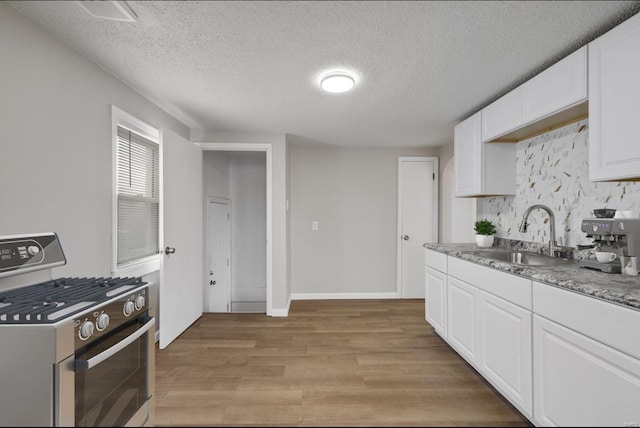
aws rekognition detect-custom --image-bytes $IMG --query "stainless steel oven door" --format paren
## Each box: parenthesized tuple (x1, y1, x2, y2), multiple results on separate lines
(58, 315, 155, 427)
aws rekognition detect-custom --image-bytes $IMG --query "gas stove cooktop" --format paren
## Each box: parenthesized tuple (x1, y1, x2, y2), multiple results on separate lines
(0, 276, 146, 324)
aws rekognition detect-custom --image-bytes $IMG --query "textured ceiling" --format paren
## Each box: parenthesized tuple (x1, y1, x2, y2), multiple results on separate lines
(8, 1, 640, 147)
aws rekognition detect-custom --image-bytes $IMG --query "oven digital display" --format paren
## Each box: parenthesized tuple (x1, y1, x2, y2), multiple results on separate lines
(0, 248, 12, 261)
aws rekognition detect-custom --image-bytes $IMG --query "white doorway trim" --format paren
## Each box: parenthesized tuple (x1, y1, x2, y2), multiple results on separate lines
(197, 142, 273, 316)
(396, 156, 439, 296)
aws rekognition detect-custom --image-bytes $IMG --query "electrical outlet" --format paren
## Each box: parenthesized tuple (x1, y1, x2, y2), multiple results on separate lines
(312, 221, 319, 231)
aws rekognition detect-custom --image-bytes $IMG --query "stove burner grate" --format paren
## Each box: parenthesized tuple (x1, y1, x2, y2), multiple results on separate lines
(0, 276, 145, 324)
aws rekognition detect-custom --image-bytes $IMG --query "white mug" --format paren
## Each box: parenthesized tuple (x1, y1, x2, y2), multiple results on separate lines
(595, 251, 617, 263)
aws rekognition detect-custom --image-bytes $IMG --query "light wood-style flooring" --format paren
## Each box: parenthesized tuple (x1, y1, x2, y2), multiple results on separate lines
(155, 299, 531, 427)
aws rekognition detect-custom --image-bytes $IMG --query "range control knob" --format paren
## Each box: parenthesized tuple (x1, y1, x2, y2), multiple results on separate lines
(79, 320, 95, 340)
(134, 294, 145, 310)
(96, 313, 110, 331)
(123, 300, 135, 317)
(27, 245, 40, 256)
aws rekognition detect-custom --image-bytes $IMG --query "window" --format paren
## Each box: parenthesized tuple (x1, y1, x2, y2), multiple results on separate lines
(112, 107, 160, 270)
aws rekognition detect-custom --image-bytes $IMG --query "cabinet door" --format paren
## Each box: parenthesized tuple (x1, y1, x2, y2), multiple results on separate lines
(481, 87, 522, 142)
(479, 290, 532, 417)
(447, 276, 479, 366)
(425, 267, 447, 337)
(533, 315, 640, 427)
(589, 13, 640, 181)
(454, 112, 482, 197)
(521, 46, 587, 125)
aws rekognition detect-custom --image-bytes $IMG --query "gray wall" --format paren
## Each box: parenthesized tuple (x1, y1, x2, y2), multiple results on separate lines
(229, 153, 267, 303)
(203, 151, 231, 199)
(0, 4, 194, 331)
(289, 141, 437, 295)
(0, 3, 189, 278)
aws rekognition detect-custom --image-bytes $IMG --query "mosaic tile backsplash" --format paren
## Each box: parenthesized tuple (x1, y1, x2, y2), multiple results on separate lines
(478, 118, 640, 249)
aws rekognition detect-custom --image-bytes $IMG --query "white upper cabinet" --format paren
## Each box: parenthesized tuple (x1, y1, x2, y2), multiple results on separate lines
(481, 87, 522, 142)
(589, 13, 640, 181)
(521, 46, 587, 125)
(454, 112, 516, 197)
(454, 112, 482, 196)
(479, 46, 588, 144)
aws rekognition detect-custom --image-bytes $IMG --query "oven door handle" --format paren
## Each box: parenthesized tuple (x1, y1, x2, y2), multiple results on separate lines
(74, 316, 155, 372)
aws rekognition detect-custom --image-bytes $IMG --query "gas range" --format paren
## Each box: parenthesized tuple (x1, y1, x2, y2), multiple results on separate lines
(0, 276, 146, 324)
(0, 233, 155, 427)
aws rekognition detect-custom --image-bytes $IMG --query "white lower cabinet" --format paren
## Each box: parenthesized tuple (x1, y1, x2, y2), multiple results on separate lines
(533, 314, 640, 427)
(479, 290, 532, 417)
(425, 266, 447, 337)
(425, 251, 640, 425)
(447, 276, 479, 367)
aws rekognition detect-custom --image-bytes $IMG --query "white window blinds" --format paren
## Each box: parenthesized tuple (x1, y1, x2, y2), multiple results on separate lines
(116, 126, 159, 265)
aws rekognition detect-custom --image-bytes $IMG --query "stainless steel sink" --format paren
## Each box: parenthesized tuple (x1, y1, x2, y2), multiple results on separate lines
(468, 250, 574, 267)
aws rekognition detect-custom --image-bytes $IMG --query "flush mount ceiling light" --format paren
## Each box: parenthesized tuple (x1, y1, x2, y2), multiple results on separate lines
(77, 1, 138, 22)
(320, 72, 356, 93)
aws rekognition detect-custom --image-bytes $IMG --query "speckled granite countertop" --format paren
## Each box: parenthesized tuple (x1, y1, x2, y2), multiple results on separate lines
(423, 242, 640, 311)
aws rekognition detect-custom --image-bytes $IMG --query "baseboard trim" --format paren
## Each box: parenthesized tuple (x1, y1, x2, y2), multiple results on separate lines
(291, 292, 401, 300)
(270, 296, 292, 317)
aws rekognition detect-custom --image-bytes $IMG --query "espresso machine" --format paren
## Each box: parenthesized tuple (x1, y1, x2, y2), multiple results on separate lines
(579, 218, 640, 274)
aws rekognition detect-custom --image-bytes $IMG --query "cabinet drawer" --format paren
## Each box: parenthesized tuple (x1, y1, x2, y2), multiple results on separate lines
(533, 281, 640, 360)
(448, 257, 531, 309)
(424, 248, 446, 273)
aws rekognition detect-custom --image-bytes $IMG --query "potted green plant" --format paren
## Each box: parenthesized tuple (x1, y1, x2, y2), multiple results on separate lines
(474, 219, 496, 247)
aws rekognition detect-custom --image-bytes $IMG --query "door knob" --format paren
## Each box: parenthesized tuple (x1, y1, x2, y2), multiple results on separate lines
(403, 235, 410, 241)
(165, 247, 176, 254)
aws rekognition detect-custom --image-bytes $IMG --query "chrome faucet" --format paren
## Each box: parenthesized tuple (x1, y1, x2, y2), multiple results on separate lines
(518, 204, 560, 257)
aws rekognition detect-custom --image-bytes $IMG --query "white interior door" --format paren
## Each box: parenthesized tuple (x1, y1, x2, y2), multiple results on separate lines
(398, 157, 438, 298)
(160, 129, 203, 349)
(206, 200, 231, 312)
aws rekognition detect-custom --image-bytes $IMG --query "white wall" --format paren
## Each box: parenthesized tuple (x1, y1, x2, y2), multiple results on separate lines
(289, 141, 437, 296)
(0, 3, 189, 280)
